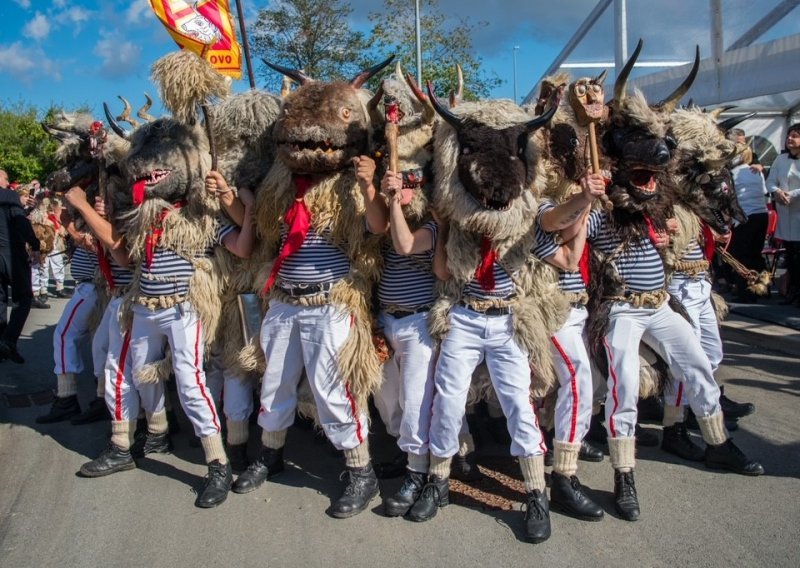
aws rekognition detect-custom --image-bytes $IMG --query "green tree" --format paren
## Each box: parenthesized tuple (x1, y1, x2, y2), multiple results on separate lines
(250, 0, 369, 91)
(365, 0, 503, 100)
(0, 103, 59, 184)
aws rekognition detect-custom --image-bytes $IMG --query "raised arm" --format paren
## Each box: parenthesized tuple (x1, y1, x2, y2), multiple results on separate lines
(354, 155, 389, 234)
(206, 170, 246, 226)
(539, 173, 606, 232)
(64, 187, 130, 266)
(221, 187, 256, 259)
(383, 171, 434, 255)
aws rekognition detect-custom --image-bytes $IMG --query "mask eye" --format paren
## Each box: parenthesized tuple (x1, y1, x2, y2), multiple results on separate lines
(340, 107, 352, 121)
(574, 84, 587, 97)
(696, 173, 711, 185)
(665, 135, 677, 150)
(591, 84, 603, 94)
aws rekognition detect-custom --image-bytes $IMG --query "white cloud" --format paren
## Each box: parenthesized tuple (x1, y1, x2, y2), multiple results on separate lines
(93, 34, 142, 78)
(53, 0, 67, 7)
(55, 6, 92, 34)
(23, 12, 50, 40)
(0, 42, 61, 84)
(126, 0, 153, 24)
(12, 0, 32, 9)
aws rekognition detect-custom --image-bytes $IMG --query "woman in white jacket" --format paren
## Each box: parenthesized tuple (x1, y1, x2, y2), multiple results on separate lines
(767, 123, 800, 304)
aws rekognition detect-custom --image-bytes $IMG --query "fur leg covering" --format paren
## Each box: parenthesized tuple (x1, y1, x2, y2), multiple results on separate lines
(662, 404, 685, 428)
(147, 410, 168, 435)
(519, 455, 546, 492)
(57, 373, 77, 397)
(201, 433, 228, 464)
(262, 429, 287, 450)
(609, 437, 636, 472)
(553, 441, 581, 477)
(111, 420, 136, 450)
(344, 440, 371, 469)
(408, 453, 430, 474)
(697, 411, 728, 446)
(226, 419, 250, 446)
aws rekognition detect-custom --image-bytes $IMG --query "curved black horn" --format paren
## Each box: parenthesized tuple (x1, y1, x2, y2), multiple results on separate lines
(594, 69, 608, 85)
(426, 82, 463, 130)
(104, 102, 130, 139)
(525, 86, 563, 131)
(613, 38, 644, 103)
(657, 45, 700, 112)
(350, 55, 395, 89)
(265, 61, 312, 86)
(718, 112, 757, 132)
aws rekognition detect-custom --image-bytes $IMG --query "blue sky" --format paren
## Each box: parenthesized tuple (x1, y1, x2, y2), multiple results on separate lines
(2, 0, 798, 117)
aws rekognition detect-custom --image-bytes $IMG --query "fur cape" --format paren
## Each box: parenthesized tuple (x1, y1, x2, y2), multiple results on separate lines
(426, 100, 568, 397)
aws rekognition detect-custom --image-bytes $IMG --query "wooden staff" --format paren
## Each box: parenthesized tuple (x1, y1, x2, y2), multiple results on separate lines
(587, 120, 613, 212)
(384, 94, 412, 205)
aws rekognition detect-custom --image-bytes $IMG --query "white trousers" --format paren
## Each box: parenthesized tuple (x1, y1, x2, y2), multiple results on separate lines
(550, 306, 594, 444)
(129, 302, 219, 438)
(664, 277, 724, 407)
(48, 252, 66, 289)
(31, 262, 47, 294)
(52, 282, 97, 375)
(603, 302, 721, 438)
(430, 306, 545, 458)
(102, 297, 164, 421)
(257, 300, 366, 451)
(206, 351, 255, 423)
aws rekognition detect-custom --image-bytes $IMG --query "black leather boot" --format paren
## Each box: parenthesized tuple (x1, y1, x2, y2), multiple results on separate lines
(408, 475, 449, 522)
(228, 443, 249, 473)
(613, 470, 640, 521)
(196, 460, 233, 508)
(331, 463, 380, 518)
(132, 431, 172, 458)
(637, 396, 665, 423)
(549, 472, 604, 521)
(36, 395, 81, 424)
(79, 443, 136, 477)
(232, 445, 284, 494)
(705, 439, 765, 476)
(70, 397, 111, 425)
(523, 489, 552, 543)
(451, 451, 482, 481)
(578, 439, 604, 462)
(635, 424, 659, 447)
(383, 470, 426, 517)
(661, 422, 704, 462)
(719, 386, 755, 419)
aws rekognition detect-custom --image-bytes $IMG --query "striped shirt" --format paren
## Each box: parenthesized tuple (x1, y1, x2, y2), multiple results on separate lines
(463, 263, 516, 300)
(674, 239, 706, 280)
(140, 220, 236, 297)
(587, 210, 665, 292)
(109, 255, 134, 287)
(534, 202, 586, 293)
(70, 247, 98, 282)
(277, 226, 350, 285)
(379, 222, 438, 308)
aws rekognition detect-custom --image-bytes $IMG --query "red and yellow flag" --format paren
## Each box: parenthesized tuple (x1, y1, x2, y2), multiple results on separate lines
(149, 0, 242, 79)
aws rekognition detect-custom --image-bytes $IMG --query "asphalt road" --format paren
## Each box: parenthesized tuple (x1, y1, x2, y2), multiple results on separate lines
(1, 297, 799, 568)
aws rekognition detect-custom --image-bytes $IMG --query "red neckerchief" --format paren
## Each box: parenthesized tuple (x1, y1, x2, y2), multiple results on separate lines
(145, 201, 187, 269)
(475, 236, 498, 291)
(579, 243, 591, 287)
(700, 222, 716, 262)
(133, 179, 146, 206)
(96, 242, 115, 290)
(261, 175, 315, 295)
(47, 213, 60, 230)
(642, 215, 660, 247)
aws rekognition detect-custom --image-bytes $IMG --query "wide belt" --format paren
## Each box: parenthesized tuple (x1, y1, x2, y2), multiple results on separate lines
(277, 281, 334, 297)
(384, 306, 430, 319)
(459, 302, 513, 316)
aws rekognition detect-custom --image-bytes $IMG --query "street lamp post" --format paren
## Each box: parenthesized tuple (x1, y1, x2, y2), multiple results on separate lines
(415, 0, 422, 86)
(513, 45, 520, 103)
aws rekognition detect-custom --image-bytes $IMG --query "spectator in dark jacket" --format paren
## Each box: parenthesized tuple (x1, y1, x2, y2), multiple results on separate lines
(0, 168, 41, 363)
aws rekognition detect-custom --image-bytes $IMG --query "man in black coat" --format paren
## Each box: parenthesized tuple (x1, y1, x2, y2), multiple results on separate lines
(0, 169, 41, 363)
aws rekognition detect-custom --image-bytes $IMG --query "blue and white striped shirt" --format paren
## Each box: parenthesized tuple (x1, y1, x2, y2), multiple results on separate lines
(277, 226, 350, 285)
(139, 221, 236, 297)
(534, 202, 586, 293)
(463, 263, 516, 300)
(379, 222, 438, 308)
(587, 210, 665, 292)
(109, 255, 134, 288)
(674, 239, 707, 280)
(70, 247, 98, 282)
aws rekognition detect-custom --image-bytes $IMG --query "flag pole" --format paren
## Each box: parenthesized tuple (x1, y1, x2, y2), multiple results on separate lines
(234, 0, 256, 89)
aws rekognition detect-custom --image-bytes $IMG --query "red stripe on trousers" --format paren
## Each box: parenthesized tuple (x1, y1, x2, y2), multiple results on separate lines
(60, 298, 85, 373)
(193, 321, 220, 431)
(344, 382, 364, 444)
(114, 330, 132, 421)
(602, 337, 620, 438)
(675, 382, 684, 407)
(551, 336, 579, 443)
